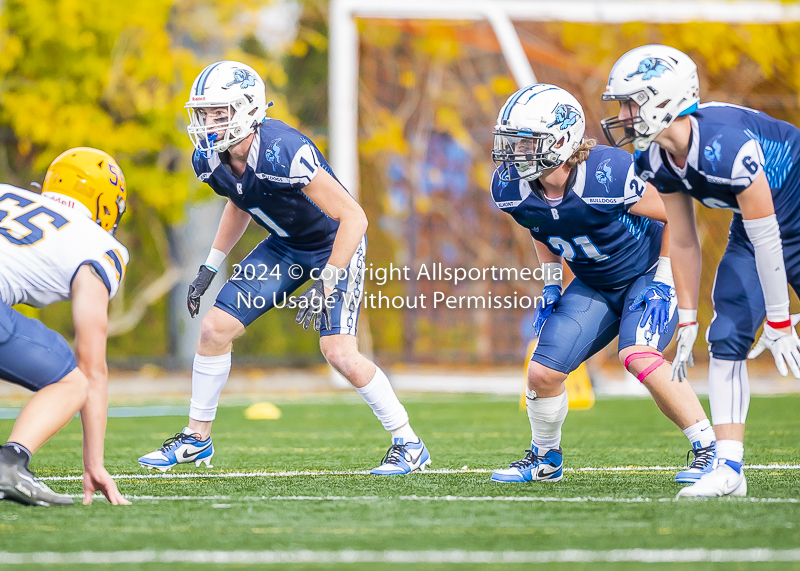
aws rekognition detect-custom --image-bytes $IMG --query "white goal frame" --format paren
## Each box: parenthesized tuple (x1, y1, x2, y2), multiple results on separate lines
(328, 0, 800, 200)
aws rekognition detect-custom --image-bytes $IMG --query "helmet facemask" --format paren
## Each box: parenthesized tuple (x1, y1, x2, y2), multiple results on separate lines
(492, 129, 563, 183)
(600, 93, 656, 150)
(187, 99, 255, 156)
(106, 196, 126, 236)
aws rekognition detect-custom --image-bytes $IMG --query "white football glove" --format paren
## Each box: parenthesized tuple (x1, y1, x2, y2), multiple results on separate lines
(671, 322, 698, 382)
(748, 315, 800, 379)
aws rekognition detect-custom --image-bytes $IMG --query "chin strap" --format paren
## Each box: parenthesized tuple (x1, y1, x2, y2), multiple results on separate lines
(624, 351, 666, 383)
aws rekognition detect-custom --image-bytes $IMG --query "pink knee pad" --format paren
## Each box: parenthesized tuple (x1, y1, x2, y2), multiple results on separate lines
(624, 351, 665, 383)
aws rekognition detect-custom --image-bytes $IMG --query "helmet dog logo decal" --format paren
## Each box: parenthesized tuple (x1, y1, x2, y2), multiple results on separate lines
(625, 57, 674, 81)
(224, 68, 257, 90)
(547, 103, 580, 131)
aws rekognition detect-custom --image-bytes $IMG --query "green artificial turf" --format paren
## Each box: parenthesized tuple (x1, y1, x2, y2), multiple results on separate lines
(1, 394, 799, 569)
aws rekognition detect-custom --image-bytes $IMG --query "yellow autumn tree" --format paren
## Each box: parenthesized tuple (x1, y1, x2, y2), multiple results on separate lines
(0, 0, 297, 354)
(0, 0, 300, 218)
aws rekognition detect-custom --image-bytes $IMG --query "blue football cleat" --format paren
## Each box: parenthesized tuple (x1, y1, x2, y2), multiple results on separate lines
(138, 427, 214, 472)
(371, 438, 431, 475)
(491, 447, 563, 483)
(675, 442, 715, 483)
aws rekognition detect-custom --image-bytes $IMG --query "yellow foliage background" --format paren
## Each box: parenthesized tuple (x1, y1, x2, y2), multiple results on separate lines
(0, 0, 310, 360)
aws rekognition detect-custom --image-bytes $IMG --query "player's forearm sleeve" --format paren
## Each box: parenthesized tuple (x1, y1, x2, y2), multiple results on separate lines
(744, 214, 790, 321)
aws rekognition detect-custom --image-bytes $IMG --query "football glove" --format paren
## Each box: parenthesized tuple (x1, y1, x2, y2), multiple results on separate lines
(670, 321, 698, 382)
(748, 315, 800, 378)
(629, 281, 674, 336)
(532, 285, 562, 338)
(187, 265, 217, 318)
(295, 279, 342, 332)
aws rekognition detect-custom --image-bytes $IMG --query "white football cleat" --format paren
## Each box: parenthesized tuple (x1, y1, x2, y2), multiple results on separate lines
(676, 459, 746, 498)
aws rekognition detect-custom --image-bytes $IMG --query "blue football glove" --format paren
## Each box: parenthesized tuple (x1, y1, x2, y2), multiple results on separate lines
(629, 281, 674, 336)
(532, 285, 562, 338)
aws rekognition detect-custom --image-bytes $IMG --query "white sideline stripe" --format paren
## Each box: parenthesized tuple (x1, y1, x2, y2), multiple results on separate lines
(39, 464, 800, 482)
(65, 493, 800, 504)
(3, 549, 800, 564)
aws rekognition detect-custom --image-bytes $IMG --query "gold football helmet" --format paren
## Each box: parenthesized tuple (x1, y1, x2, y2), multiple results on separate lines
(42, 147, 127, 234)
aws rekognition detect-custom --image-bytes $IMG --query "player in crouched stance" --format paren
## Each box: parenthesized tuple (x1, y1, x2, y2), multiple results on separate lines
(138, 61, 428, 475)
(603, 45, 800, 497)
(0, 148, 130, 506)
(490, 85, 715, 484)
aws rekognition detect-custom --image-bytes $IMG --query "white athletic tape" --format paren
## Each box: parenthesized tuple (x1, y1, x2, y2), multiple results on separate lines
(2, 549, 800, 564)
(66, 493, 800, 504)
(39, 464, 800, 482)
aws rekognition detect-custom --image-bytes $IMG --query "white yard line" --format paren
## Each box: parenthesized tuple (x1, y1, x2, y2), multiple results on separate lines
(39, 464, 800, 482)
(3, 549, 800, 564)
(65, 493, 800, 504)
(0, 406, 189, 420)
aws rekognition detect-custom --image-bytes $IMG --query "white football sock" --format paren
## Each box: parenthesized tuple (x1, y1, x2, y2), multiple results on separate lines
(189, 352, 232, 422)
(528, 389, 569, 451)
(391, 423, 418, 443)
(716, 439, 744, 464)
(708, 356, 750, 425)
(355, 367, 413, 438)
(682, 419, 715, 449)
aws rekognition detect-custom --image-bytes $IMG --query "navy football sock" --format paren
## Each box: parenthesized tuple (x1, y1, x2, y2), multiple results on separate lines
(1, 442, 32, 468)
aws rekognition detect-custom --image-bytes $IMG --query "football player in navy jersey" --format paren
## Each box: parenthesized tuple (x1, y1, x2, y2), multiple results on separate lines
(138, 61, 429, 475)
(490, 84, 715, 484)
(603, 45, 800, 497)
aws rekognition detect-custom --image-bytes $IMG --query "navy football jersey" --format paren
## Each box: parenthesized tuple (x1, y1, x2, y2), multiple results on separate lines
(635, 102, 800, 230)
(192, 119, 340, 248)
(492, 145, 663, 289)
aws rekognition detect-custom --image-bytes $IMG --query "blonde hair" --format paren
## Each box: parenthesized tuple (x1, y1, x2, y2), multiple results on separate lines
(565, 138, 597, 170)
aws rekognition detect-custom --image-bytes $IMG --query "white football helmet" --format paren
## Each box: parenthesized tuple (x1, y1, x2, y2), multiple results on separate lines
(492, 84, 586, 182)
(601, 44, 700, 151)
(186, 61, 272, 155)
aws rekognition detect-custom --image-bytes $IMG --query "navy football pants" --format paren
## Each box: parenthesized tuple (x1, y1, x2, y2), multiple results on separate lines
(532, 268, 678, 374)
(214, 234, 366, 336)
(0, 300, 77, 392)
